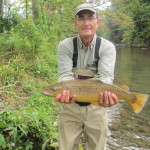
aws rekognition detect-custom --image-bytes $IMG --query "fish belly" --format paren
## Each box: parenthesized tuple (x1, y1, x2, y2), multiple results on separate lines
(69, 87, 102, 103)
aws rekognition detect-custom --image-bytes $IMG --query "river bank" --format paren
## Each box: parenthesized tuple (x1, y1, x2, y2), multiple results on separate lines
(114, 43, 150, 49)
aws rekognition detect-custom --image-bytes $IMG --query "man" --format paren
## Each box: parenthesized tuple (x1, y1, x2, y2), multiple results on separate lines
(55, 3, 120, 150)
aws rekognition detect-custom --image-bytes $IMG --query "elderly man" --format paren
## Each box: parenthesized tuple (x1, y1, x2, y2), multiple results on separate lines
(55, 3, 120, 150)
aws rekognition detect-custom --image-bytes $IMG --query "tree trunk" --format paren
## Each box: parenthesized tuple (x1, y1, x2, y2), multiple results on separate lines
(32, 0, 38, 20)
(0, 0, 3, 32)
(25, 0, 28, 19)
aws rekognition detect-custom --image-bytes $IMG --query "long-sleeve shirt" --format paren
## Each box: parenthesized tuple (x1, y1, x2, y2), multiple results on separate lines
(58, 34, 116, 84)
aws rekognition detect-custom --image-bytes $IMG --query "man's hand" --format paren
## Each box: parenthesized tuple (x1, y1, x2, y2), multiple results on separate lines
(54, 90, 77, 104)
(99, 91, 120, 107)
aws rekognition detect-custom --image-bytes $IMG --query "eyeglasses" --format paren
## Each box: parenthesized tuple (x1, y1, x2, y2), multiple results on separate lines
(76, 17, 97, 23)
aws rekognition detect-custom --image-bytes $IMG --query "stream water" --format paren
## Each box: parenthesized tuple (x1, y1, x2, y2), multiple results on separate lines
(107, 47, 150, 150)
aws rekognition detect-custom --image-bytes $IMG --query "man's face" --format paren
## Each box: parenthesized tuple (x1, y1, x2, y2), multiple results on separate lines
(74, 10, 100, 39)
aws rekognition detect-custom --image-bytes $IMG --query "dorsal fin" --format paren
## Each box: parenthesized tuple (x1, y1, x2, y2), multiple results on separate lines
(120, 85, 129, 91)
(86, 78, 103, 83)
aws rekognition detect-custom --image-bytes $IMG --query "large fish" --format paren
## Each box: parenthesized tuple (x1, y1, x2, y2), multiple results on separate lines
(42, 79, 149, 113)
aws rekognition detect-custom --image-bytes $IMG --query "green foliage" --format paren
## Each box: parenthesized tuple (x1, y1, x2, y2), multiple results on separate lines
(14, 19, 42, 59)
(0, 95, 60, 149)
(0, 133, 6, 149)
(0, 2, 114, 150)
(35, 0, 85, 40)
(131, 2, 150, 47)
(100, 0, 150, 47)
(0, 17, 59, 148)
(0, 0, 20, 32)
(0, 0, 89, 149)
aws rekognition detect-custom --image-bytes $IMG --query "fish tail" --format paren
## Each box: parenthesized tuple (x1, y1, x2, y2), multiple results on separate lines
(129, 93, 149, 113)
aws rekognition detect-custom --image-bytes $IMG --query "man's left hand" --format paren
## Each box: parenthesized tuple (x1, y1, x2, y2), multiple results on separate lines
(99, 92, 120, 107)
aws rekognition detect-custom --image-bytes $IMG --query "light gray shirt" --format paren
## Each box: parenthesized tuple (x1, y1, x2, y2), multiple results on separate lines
(58, 34, 116, 84)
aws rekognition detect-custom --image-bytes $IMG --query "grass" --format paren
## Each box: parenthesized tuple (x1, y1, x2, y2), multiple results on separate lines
(0, 79, 60, 149)
(0, 51, 61, 149)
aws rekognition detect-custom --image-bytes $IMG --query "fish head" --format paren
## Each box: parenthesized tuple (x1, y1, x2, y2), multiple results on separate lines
(42, 83, 65, 97)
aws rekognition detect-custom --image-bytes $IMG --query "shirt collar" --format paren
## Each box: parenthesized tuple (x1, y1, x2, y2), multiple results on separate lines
(77, 34, 97, 50)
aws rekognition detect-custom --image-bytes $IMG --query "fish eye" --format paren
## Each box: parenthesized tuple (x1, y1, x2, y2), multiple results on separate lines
(53, 88, 57, 91)
(54, 85, 62, 91)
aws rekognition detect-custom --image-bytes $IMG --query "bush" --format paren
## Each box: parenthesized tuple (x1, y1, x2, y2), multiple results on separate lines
(0, 92, 60, 150)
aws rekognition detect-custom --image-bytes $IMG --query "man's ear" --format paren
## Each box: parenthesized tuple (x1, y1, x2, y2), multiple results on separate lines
(74, 19, 77, 29)
(97, 18, 100, 25)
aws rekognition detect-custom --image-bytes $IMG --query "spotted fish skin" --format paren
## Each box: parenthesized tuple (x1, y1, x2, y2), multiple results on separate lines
(42, 79, 149, 113)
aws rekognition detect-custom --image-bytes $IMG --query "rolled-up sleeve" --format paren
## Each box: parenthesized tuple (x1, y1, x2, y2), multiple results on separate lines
(58, 38, 75, 82)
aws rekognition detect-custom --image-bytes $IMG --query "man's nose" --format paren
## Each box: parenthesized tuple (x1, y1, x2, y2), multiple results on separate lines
(83, 19, 90, 24)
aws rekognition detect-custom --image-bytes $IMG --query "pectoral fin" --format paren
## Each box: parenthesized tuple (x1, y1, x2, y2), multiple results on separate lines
(120, 85, 129, 91)
(91, 102, 100, 106)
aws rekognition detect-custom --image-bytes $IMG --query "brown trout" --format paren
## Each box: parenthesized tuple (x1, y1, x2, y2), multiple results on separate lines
(42, 79, 149, 113)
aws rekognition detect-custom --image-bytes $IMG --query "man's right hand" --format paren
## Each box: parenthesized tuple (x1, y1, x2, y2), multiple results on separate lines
(54, 90, 77, 104)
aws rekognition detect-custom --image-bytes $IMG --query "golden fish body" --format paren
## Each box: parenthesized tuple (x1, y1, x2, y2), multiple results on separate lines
(42, 79, 149, 113)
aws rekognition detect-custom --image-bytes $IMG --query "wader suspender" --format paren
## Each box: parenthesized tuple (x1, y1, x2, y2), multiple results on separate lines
(73, 37, 78, 68)
(73, 36, 101, 71)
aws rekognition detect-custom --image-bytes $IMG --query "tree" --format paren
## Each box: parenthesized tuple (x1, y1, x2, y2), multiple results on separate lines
(0, 0, 3, 32)
(32, 0, 38, 20)
(101, 0, 150, 47)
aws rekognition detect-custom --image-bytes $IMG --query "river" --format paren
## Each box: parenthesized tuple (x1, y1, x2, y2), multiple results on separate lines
(107, 47, 150, 150)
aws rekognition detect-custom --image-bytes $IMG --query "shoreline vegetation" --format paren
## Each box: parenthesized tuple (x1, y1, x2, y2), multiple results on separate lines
(0, 0, 149, 149)
(114, 43, 150, 49)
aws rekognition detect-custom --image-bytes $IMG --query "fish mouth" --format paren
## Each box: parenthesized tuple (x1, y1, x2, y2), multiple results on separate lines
(42, 91, 54, 97)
